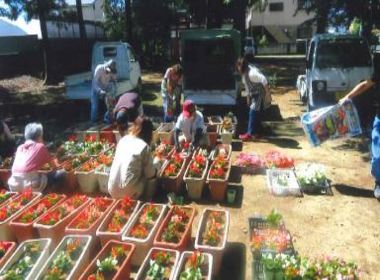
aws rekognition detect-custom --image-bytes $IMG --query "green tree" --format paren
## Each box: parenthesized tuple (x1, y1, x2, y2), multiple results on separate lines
(349, 17, 361, 35)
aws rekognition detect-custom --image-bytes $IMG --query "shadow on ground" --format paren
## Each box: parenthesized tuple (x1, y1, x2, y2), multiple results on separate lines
(217, 242, 246, 280)
(334, 184, 374, 198)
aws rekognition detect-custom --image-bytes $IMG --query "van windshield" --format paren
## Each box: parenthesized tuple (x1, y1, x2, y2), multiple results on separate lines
(315, 39, 371, 68)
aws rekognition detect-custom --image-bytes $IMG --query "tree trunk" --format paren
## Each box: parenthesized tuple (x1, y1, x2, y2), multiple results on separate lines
(125, 0, 132, 42)
(315, 1, 330, 34)
(76, 0, 87, 39)
(37, 0, 49, 83)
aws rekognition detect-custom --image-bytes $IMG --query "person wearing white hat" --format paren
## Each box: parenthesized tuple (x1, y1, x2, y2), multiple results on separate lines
(91, 59, 118, 123)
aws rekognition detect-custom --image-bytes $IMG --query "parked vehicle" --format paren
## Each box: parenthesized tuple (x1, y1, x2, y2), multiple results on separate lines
(297, 34, 373, 111)
(180, 29, 241, 105)
(65, 41, 142, 100)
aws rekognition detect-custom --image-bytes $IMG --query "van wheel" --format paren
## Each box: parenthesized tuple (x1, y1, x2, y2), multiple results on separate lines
(135, 78, 143, 94)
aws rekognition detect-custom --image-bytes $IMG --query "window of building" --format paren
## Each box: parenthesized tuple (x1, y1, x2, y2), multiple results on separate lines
(269, 2, 284, 12)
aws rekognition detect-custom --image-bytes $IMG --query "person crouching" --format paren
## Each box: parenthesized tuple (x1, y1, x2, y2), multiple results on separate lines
(8, 123, 65, 193)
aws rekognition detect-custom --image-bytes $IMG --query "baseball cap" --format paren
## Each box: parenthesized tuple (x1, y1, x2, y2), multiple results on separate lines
(183, 100, 195, 119)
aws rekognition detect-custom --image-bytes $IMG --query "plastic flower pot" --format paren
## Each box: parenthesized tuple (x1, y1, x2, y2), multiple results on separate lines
(74, 169, 98, 194)
(34, 196, 92, 248)
(227, 188, 237, 204)
(65, 198, 115, 248)
(9, 193, 67, 243)
(94, 165, 111, 194)
(100, 125, 117, 144)
(206, 124, 219, 148)
(96, 199, 141, 247)
(135, 247, 180, 280)
(211, 144, 232, 161)
(79, 240, 136, 280)
(195, 208, 230, 276)
(158, 122, 175, 144)
(0, 191, 42, 241)
(153, 206, 196, 251)
(0, 242, 16, 269)
(207, 160, 231, 202)
(159, 157, 187, 194)
(0, 238, 51, 280)
(183, 160, 209, 200)
(220, 128, 235, 144)
(173, 251, 213, 280)
(122, 203, 167, 266)
(36, 235, 93, 280)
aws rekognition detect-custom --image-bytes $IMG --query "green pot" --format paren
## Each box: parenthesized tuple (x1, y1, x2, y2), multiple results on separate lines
(227, 188, 237, 204)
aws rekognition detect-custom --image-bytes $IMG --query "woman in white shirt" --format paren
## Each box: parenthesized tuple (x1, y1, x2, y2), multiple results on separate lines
(108, 116, 160, 199)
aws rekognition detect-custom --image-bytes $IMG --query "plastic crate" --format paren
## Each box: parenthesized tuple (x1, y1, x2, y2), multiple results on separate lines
(266, 169, 302, 197)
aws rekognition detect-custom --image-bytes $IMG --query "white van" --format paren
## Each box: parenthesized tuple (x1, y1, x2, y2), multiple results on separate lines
(297, 34, 373, 110)
(65, 41, 142, 100)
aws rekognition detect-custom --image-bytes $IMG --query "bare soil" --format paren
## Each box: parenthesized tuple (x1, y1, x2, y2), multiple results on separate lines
(1, 69, 379, 279)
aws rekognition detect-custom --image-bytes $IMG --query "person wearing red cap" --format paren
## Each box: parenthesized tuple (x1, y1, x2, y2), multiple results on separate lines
(174, 100, 208, 151)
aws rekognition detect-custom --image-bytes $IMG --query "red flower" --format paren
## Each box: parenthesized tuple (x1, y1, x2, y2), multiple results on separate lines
(68, 134, 77, 142)
(85, 134, 96, 142)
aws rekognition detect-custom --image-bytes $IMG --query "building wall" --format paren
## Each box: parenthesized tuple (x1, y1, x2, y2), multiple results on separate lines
(67, 0, 104, 22)
(247, 0, 314, 27)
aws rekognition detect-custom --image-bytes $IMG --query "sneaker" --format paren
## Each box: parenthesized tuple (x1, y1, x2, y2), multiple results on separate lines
(374, 184, 380, 199)
(239, 133, 252, 141)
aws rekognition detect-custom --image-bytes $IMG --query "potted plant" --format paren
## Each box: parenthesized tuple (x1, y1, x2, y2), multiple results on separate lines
(210, 144, 232, 161)
(65, 197, 115, 238)
(75, 158, 102, 193)
(96, 197, 141, 246)
(154, 140, 175, 161)
(295, 163, 329, 193)
(0, 190, 17, 208)
(157, 123, 175, 144)
(160, 152, 186, 194)
(36, 235, 93, 280)
(183, 154, 209, 200)
(135, 247, 180, 280)
(79, 241, 135, 280)
(94, 148, 115, 194)
(207, 157, 231, 202)
(122, 203, 167, 266)
(0, 238, 51, 280)
(34, 195, 91, 247)
(264, 150, 294, 169)
(173, 251, 213, 280)
(61, 154, 91, 191)
(0, 241, 16, 269)
(235, 153, 264, 174)
(194, 208, 230, 275)
(153, 206, 196, 250)
(261, 253, 285, 280)
(219, 115, 236, 144)
(0, 188, 41, 241)
(10, 193, 66, 242)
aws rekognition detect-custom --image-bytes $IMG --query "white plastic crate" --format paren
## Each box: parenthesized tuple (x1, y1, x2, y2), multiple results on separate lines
(266, 169, 301, 196)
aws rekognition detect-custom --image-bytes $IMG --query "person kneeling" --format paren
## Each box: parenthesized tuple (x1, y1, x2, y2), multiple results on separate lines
(174, 100, 208, 152)
(108, 116, 161, 200)
(8, 123, 65, 193)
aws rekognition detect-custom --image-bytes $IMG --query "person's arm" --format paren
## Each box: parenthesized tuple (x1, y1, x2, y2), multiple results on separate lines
(339, 79, 375, 104)
(143, 146, 158, 179)
(174, 128, 181, 151)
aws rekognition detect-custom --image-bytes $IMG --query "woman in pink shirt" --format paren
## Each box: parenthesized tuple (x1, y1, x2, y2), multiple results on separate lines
(8, 123, 64, 192)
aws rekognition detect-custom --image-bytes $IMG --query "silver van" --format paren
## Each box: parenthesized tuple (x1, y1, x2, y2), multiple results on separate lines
(297, 34, 373, 110)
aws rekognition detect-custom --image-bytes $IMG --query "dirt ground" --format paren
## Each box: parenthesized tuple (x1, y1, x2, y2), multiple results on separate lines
(1, 67, 379, 279)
